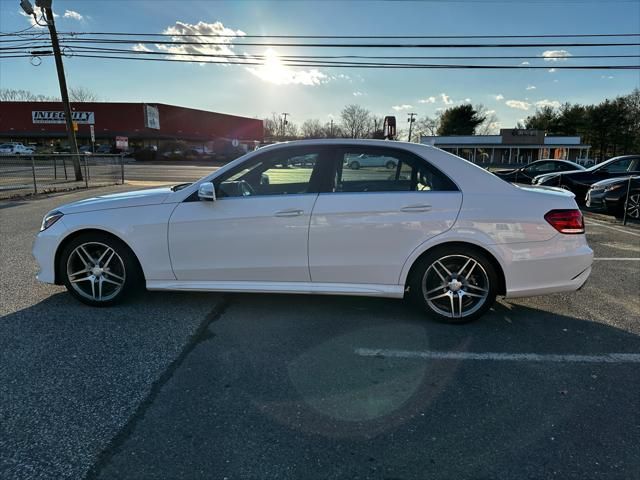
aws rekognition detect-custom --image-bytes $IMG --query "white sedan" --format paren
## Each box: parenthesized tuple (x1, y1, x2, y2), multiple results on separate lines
(33, 140, 593, 323)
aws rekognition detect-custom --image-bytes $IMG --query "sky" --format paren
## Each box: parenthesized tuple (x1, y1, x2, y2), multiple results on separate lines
(1, 0, 639, 132)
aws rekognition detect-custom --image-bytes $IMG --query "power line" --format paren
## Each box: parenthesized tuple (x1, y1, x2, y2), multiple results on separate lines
(8, 52, 635, 69)
(10, 31, 640, 39)
(53, 38, 640, 48)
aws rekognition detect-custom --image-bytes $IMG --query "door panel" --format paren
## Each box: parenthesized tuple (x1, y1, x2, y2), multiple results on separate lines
(169, 195, 317, 281)
(309, 191, 462, 284)
(309, 146, 462, 285)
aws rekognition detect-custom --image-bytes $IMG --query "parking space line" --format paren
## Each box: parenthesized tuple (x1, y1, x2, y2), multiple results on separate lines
(585, 220, 640, 238)
(594, 257, 640, 261)
(355, 348, 640, 364)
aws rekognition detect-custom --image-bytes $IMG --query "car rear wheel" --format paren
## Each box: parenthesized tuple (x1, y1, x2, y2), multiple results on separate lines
(60, 233, 142, 307)
(409, 247, 498, 324)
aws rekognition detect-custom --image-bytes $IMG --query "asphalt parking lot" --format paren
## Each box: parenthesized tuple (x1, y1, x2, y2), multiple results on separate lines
(1, 185, 639, 480)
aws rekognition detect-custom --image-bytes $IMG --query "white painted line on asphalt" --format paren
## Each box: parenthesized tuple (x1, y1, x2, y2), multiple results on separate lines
(355, 348, 640, 364)
(585, 220, 640, 238)
(593, 257, 640, 261)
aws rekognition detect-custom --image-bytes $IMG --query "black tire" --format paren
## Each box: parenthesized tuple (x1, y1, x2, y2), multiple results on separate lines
(59, 232, 143, 307)
(385, 160, 396, 170)
(408, 245, 498, 324)
(349, 161, 360, 170)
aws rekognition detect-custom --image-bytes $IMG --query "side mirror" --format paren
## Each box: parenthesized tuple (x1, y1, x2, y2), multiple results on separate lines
(198, 182, 216, 201)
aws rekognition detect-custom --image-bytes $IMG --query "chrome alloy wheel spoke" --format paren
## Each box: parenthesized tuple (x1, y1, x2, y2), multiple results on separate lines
(67, 242, 126, 302)
(423, 254, 490, 318)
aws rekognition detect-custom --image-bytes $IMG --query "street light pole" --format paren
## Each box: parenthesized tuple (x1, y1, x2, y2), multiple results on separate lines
(407, 113, 417, 143)
(281, 113, 289, 139)
(32, 0, 82, 180)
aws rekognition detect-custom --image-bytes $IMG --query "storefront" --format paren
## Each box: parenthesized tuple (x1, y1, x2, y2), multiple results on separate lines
(420, 129, 591, 164)
(0, 102, 264, 155)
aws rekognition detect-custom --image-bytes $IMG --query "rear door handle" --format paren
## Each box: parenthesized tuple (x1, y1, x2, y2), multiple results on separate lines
(274, 208, 305, 217)
(400, 204, 432, 213)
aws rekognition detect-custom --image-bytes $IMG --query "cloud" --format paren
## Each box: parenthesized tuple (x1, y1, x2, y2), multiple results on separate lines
(440, 93, 453, 105)
(132, 43, 153, 52)
(352, 91, 364, 97)
(521, 61, 530, 65)
(526, 85, 536, 90)
(486, 109, 496, 115)
(601, 75, 614, 80)
(542, 49, 572, 61)
(155, 21, 245, 62)
(63, 10, 83, 20)
(535, 99, 562, 109)
(505, 100, 531, 111)
(246, 50, 328, 85)
(18, 9, 47, 28)
(494, 94, 504, 101)
(392, 104, 414, 111)
(463, 98, 471, 103)
(418, 96, 436, 104)
(548, 68, 557, 73)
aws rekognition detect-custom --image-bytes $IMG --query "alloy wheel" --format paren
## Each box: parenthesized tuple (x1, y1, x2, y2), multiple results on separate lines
(422, 255, 490, 319)
(626, 193, 640, 219)
(66, 242, 126, 302)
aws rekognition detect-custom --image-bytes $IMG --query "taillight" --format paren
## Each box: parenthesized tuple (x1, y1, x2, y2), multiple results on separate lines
(544, 209, 585, 234)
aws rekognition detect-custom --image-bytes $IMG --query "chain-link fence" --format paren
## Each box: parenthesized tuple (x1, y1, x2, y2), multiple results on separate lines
(0, 154, 125, 198)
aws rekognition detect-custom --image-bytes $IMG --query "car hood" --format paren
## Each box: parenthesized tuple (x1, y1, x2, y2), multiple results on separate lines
(589, 176, 635, 189)
(58, 187, 174, 214)
(533, 169, 584, 184)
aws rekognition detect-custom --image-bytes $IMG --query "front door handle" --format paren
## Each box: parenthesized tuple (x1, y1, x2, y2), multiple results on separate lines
(400, 204, 432, 213)
(274, 208, 304, 217)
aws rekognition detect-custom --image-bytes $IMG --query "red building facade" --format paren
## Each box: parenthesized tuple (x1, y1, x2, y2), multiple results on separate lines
(0, 102, 264, 151)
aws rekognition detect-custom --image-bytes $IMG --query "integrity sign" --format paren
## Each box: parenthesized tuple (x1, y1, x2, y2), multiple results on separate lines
(32, 111, 95, 125)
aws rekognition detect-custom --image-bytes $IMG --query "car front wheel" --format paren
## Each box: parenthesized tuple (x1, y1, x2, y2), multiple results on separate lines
(60, 233, 142, 306)
(409, 247, 498, 324)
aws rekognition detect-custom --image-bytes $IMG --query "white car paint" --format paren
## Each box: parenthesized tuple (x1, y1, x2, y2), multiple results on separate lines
(33, 139, 593, 301)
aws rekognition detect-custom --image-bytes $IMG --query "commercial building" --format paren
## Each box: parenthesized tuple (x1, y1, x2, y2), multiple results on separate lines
(420, 129, 591, 164)
(0, 102, 264, 154)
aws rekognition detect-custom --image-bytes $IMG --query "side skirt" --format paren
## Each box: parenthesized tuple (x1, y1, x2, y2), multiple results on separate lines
(146, 280, 405, 298)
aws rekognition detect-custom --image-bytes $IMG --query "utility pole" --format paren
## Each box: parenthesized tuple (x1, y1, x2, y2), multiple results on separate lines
(22, 0, 82, 180)
(407, 113, 417, 143)
(281, 113, 289, 139)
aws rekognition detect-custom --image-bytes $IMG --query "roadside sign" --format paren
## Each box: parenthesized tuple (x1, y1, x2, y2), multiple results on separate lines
(116, 136, 129, 150)
(90, 125, 95, 143)
(72, 121, 79, 132)
(231, 138, 239, 147)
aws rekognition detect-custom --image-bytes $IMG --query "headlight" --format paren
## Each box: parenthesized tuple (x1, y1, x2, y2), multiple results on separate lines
(40, 210, 63, 231)
(604, 184, 624, 192)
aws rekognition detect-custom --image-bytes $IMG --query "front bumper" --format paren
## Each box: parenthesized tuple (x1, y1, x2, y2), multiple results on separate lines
(585, 189, 606, 209)
(32, 219, 68, 284)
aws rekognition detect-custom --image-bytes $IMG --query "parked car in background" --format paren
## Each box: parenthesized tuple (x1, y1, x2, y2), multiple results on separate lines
(0, 143, 35, 155)
(345, 153, 399, 170)
(586, 176, 640, 219)
(493, 159, 585, 185)
(33, 139, 592, 324)
(533, 155, 640, 204)
(95, 144, 113, 154)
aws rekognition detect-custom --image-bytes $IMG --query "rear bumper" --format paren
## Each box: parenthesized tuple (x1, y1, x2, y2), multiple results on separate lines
(499, 234, 593, 298)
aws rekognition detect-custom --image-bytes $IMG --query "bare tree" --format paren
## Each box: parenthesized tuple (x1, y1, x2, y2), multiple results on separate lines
(340, 104, 371, 138)
(69, 86, 99, 102)
(475, 105, 500, 135)
(263, 113, 281, 139)
(0, 89, 58, 101)
(412, 116, 440, 141)
(301, 119, 325, 138)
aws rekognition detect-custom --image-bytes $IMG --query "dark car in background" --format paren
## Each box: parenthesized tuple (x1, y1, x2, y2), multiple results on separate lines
(586, 176, 640, 219)
(493, 159, 584, 184)
(533, 155, 640, 204)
